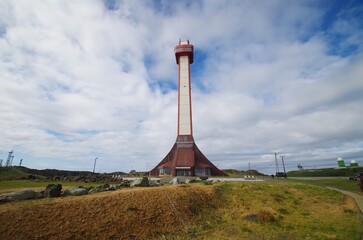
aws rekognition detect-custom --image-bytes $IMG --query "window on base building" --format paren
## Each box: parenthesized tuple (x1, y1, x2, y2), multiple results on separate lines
(159, 168, 172, 175)
(195, 168, 211, 176)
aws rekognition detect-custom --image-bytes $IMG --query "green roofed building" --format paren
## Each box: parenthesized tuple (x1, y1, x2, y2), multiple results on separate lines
(337, 158, 345, 167)
(350, 160, 359, 167)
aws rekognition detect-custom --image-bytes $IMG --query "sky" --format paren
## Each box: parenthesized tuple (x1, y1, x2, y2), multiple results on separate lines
(0, 0, 363, 174)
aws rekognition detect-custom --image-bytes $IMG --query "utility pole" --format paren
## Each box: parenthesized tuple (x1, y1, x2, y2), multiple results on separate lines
(280, 156, 287, 178)
(274, 152, 279, 174)
(5, 150, 13, 167)
(248, 162, 251, 175)
(93, 157, 98, 173)
(10, 155, 14, 166)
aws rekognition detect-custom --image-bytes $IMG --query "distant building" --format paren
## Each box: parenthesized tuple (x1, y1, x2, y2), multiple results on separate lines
(350, 160, 359, 167)
(337, 157, 345, 167)
(150, 40, 227, 177)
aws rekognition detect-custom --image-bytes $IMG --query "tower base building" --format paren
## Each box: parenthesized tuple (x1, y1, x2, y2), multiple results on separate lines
(150, 40, 227, 177)
(150, 135, 226, 176)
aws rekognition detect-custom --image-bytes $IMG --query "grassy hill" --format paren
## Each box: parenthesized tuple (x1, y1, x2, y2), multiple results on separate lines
(0, 182, 361, 239)
(222, 169, 265, 177)
(0, 166, 98, 180)
(287, 167, 363, 177)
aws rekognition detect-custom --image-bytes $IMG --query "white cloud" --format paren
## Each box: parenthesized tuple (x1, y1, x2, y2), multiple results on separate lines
(0, 0, 362, 173)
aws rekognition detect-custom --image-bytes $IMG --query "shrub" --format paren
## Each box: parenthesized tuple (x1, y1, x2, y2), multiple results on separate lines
(256, 208, 277, 223)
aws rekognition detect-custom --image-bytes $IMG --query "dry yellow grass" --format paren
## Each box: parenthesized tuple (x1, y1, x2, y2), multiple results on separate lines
(0, 185, 214, 239)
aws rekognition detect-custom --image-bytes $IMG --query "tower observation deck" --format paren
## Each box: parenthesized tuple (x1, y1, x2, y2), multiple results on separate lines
(150, 40, 227, 177)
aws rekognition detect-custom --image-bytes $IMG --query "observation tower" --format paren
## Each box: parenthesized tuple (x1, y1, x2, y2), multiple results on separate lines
(150, 40, 227, 177)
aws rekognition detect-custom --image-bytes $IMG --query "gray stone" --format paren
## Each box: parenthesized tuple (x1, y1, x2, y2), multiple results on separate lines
(88, 188, 103, 194)
(243, 214, 258, 222)
(118, 181, 131, 188)
(130, 177, 150, 187)
(149, 180, 160, 187)
(88, 183, 117, 194)
(169, 177, 180, 185)
(44, 184, 62, 198)
(130, 178, 142, 187)
(88, 184, 106, 194)
(0, 197, 11, 204)
(62, 187, 88, 197)
(0, 189, 42, 201)
(185, 179, 190, 184)
(140, 177, 150, 187)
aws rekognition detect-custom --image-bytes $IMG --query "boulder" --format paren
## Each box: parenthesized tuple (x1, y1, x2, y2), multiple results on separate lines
(89, 185, 105, 194)
(88, 183, 118, 194)
(0, 190, 42, 201)
(0, 197, 11, 204)
(169, 177, 180, 185)
(130, 178, 142, 187)
(27, 174, 37, 180)
(140, 177, 150, 187)
(62, 187, 88, 197)
(44, 184, 62, 198)
(243, 214, 258, 222)
(130, 177, 150, 187)
(118, 181, 131, 188)
(149, 180, 160, 187)
(88, 188, 103, 194)
(52, 176, 61, 181)
(74, 176, 85, 181)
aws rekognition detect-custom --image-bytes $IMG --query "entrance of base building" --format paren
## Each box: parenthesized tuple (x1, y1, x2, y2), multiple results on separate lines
(176, 170, 192, 176)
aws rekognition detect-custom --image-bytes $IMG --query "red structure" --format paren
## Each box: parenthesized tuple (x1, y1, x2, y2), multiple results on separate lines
(150, 40, 227, 177)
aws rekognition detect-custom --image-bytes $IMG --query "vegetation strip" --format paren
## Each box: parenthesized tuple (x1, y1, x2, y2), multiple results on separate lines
(1, 182, 362, 239)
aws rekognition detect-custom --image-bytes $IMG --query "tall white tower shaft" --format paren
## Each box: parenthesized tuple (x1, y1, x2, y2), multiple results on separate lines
(178, 55, 192, 135)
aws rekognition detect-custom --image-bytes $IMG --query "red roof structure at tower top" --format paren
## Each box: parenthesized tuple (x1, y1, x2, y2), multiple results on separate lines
(174, 39, 193, 64)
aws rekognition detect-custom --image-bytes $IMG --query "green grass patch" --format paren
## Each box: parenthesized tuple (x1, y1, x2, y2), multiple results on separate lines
(191, 182, 363, 240)
(0, 167, 32, 180)
(288, 167, 363, 177)
(284, 178, 362, 194)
